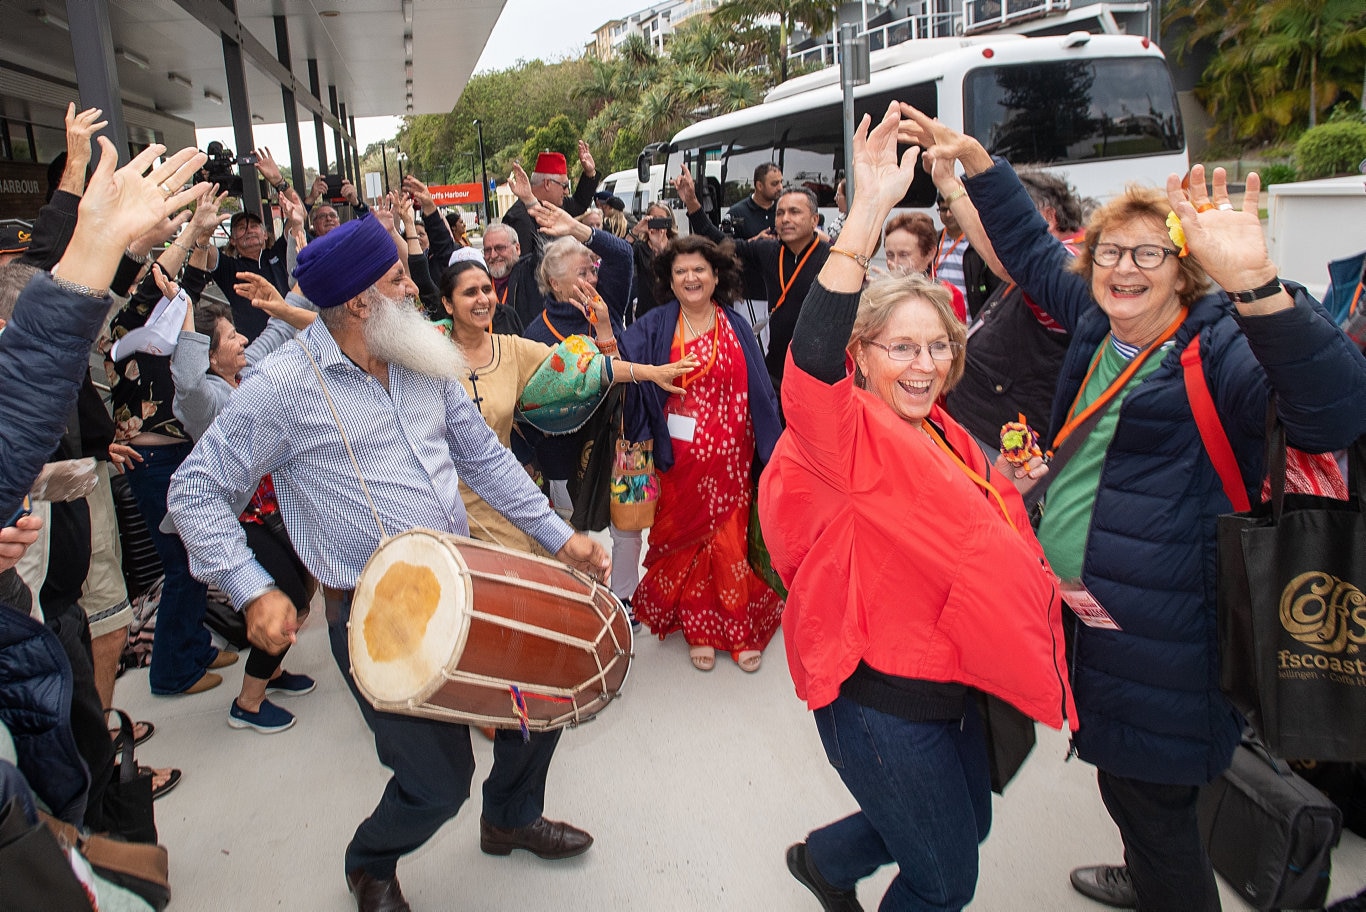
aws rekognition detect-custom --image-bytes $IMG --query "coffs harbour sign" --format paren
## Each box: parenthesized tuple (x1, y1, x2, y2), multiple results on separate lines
(1277, 571, 1366, 685)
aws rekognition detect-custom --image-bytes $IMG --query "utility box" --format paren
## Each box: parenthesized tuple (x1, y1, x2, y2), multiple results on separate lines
(1265, 175, 1366, 300)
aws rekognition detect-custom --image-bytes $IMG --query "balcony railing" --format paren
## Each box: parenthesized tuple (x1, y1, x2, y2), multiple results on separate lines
(963, 0, 1069, 33)
(786, 0, 1070, 64)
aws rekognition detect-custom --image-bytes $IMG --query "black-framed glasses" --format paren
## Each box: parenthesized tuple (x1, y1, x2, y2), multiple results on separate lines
(1091, 243, 1180, 269)
(863, 339, 962, 362)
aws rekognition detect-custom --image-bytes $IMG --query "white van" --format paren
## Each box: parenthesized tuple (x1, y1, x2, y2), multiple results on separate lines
(598, 165, 667, 219)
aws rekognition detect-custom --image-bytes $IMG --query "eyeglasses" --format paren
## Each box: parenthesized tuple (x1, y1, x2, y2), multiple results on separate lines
(1091, 243, 1180, 269)
(549, 179, 571, 191)
(484, 243, 517, 255)
(863, 339, 961, 362)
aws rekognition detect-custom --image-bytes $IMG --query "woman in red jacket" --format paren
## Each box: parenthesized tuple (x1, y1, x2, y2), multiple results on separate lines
(758, 103, 1075, 911)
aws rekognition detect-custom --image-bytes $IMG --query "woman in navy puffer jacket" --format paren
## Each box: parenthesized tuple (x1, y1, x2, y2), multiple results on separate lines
(902, 106, 1366, 912)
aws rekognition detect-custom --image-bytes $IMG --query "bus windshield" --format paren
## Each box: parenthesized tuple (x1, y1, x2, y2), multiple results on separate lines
(963, 57, 1183, 166)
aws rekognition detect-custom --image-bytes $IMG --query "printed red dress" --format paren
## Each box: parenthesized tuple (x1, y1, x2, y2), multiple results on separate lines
(632, 308, 782, 657)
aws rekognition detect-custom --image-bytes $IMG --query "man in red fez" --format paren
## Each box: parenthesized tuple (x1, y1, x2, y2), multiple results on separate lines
(500, 139, 601, 254)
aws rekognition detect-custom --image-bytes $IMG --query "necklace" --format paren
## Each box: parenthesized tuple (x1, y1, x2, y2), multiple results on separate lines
(679, 306, 714, 339)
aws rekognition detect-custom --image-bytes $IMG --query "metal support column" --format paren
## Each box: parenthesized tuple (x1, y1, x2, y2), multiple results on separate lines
(274, 15, 305, 192)
(222, 24, 262, 217)
(307, 59, 328, 175)
(348, 114, 359, 188)
(328, 87, 345, 179)
(338, 103, 353, 181)
(65, 0, 130, 167)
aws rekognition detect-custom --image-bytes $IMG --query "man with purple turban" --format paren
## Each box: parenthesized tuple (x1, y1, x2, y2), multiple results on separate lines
(168, 214, 607, 912)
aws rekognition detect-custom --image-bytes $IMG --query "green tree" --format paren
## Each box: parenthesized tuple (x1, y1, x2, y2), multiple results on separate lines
(713, 0, 838, 83)
(519, 115, 581, 175)
(1165, 0, 1366, 142)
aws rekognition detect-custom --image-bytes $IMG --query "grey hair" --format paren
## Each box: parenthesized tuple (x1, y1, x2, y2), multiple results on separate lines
(780, 187, 819, 215)
(1016, 168, 1084, 234)
(0, 262, 39, 323)
(315, 301, 350, 331)
(483, 223, 518, 248)
(536, 236, 591, 298)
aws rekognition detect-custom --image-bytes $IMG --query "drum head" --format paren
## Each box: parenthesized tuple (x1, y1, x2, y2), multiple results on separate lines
(349, 530, 471, 706)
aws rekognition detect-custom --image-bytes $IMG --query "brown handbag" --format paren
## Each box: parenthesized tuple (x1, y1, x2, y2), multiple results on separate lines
(41, 810, 171, 911)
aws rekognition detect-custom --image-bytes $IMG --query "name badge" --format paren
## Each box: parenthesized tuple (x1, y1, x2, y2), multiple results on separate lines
(1060, 579, 1122, 630)
(666, 413, 697, 443)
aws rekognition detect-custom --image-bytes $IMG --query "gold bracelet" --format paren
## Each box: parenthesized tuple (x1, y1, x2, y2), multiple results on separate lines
(828, 247, 871, 270)
(943, 186, 968, 206)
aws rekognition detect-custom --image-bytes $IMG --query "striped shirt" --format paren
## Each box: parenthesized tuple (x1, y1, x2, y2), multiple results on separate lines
(168, 320, 572, 610)
(936, 231, 968, 298)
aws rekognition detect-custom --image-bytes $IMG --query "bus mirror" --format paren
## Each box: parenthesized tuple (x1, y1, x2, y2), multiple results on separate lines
(637, 153, 652, 184)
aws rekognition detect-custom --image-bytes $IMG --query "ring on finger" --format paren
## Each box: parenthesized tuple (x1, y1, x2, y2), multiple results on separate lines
(1196, 202, 1216, 213)
(157, 182, 174, 196)
(1217, 202, 1234, 211)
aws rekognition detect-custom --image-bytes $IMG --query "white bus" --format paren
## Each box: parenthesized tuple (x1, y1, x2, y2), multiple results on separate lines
(645, 32, 1188, 225)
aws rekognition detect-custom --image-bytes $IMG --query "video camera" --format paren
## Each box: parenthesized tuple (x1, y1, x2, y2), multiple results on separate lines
(200, 141, 259, 197)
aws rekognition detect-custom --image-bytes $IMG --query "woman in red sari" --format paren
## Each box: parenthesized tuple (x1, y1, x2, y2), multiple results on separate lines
(620, 236, 784, 672)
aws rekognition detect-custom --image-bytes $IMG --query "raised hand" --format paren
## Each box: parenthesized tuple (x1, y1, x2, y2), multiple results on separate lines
(1166, 165, 1282, 308)
(672, 166, 699, 213)
(394, 192, 417, 235)
(896, 103, 993, 176)
(341, 178, 360, 206)
(188, 185, 229, 237)
(278, 190, 305, 234)
(371, 194, 396, 233)
(61, 103, 108, 195)
(570, 277, 606, 325)
(234, 272, 286, 314)
(577, 139, 596, 178)
(252, 147, 283, 186)
(307, 175, 328, 204)
(402, 174, 436, 214)
(508, 162, 536, 206)
(150, 261, 181, 301)
(127, 210, 194, 259)
(532, 199, 589, 241)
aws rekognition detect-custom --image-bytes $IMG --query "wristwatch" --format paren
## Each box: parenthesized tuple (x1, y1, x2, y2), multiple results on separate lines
(274, 179, 289, 194)
(1227, 277, 1283, 304)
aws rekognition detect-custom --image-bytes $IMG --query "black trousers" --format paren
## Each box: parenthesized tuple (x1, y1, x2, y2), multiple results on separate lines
(240, 521, 309, 682)
(326, 593, 562, 879)
(1098, 769, 1221, 912)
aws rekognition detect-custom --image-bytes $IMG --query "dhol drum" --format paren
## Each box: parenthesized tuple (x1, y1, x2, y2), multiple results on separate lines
(348, 529, 632, 732)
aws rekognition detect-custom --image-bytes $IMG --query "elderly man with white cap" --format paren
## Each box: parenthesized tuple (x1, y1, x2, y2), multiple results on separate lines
(168, 214, 606, 912)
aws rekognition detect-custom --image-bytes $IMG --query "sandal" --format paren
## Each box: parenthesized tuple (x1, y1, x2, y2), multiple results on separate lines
(140, 766, 182, 801)
(689, 646, 716, 672)
(109, 720, 155, 747)
(737, 651, 763, 673)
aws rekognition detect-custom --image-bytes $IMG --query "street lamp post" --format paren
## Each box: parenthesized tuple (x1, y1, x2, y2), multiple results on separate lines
(473, 118, 491, 224)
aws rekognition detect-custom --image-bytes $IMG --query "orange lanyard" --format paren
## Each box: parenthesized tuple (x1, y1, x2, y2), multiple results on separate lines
(671, 304, 721, 389)
(1049, 310, 1186, 455)
(773, 240, 819, 312)
(541, 311, 566, 342)
(498, 285, 508, 306)
(933, 230, 963, 278)
(921, 420, 1017, 533)
(1351, 278, 1363, 316)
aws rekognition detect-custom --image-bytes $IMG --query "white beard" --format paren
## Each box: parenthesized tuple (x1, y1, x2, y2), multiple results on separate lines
(363, 293, 468, 380)
(486, 259, 513, 280)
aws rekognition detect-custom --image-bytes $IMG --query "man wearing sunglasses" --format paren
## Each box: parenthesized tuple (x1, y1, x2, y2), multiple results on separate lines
(500, 142, 601, 255)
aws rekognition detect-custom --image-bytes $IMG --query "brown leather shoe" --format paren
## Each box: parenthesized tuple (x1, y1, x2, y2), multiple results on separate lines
(479, 815, 593, 859)
(345, 869, 411, 912)
(182, 672, 222, 695)
(208, 650, 239, 669)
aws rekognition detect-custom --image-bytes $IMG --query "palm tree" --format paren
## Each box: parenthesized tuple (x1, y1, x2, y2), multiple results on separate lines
(713, 0, 839, 83)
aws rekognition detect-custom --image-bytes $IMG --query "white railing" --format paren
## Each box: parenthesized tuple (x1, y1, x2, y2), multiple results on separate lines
(786, 11, 964, 65)
(963, 0, 1069, 33)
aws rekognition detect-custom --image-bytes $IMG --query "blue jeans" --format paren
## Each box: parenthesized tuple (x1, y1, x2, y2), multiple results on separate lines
(124, 443, 216, 694)
(326, 593, 563, 878)
(806, 697, 992, 912)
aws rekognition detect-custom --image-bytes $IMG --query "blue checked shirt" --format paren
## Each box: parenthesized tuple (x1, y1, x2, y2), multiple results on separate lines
(168, 320, 573, 610)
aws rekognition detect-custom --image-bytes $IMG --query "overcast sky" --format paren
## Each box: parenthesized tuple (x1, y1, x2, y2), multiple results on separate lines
(195, 0, 646, 165)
